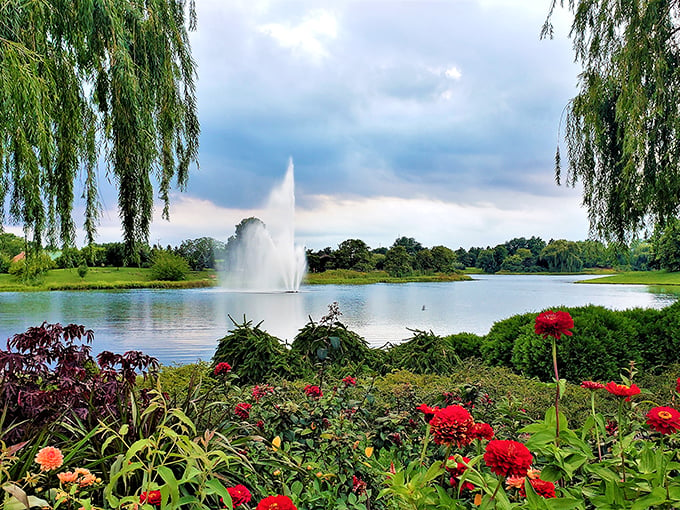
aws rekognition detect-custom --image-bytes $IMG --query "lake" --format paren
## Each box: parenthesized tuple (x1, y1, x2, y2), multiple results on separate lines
(1, 274, 678, 365)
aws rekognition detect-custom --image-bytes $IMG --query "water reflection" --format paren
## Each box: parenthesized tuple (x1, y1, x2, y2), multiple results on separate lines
(0, 275, 676, 365)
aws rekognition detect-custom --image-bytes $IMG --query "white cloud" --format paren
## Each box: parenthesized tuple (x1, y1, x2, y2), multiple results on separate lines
(444, 66, 462, 80)
(257, 9, 338, 60)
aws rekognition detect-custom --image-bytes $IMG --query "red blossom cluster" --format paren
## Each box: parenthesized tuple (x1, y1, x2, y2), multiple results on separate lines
(140, 490, 162, 506)
(580, 381, 605, 390)
(605, 381, 641, 401)
(252, 384, 275, 402)
(352, 475, 367, 495)
(342, 376, 357, 387)
(429, 405, 476, 447)
(534, 310, 574, 339)
(256, 495, 297, 510)
(234, 402, 252, 419)
(416, 403, 440, 422)
(519, 478, 556, 498)
(214, 362, 232, 376)
(483, 440, 533, 478)
(303, 385, 323, 399)
(226, 484, 252, 507)
(646, 406, 680, 435)
(446, 456, 474, 492)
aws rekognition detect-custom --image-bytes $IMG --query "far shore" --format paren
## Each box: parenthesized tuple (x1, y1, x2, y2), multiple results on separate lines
(2, 267, 679, 291)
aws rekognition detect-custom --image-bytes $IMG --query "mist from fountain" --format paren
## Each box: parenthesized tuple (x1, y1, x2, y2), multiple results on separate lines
(222, 159, 307, 292)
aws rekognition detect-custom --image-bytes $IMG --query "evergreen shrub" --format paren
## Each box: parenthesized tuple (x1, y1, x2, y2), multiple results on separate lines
(149, 251, 190, 281)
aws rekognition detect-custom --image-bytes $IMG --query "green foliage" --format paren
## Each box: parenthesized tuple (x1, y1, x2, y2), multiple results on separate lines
(0, 253, 10, 274)
(481, 312, 535, 367)
(149, 251, 190, 281)
(653, 220, 680, 271)
(212, 317, 301, 384)
(335, 239, 372, 271)
(384, 245, 413, 277)
(8, 252, 54, 283)
(386, 330, 463, 375)
(544, 0, 680, 241)
(175, 237, 225, 271)
(291, 302, 379, 374)
(0, 0, 199, 256)
(539, 240, 583, 272)
(77, 264, 88, 279)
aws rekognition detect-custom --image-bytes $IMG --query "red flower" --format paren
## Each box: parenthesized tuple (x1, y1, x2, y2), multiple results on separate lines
(429, 405, 475, 447)
(252, 384, 275, 402)
(471, 422, 494, 441)
(534, 310, 574, 339)
(226, 485, 252, 507)
(519, 478, 556, 499)
(303, 385, 322, 399)
(352, 475, 367, 496)
(646, 406, 680, 435)
(140, 490, 162, 506)
(234, 403, 252, 419)
(416, 403, 440, 422)
(255, 420, 265, 429)
(214, 362, 232, 375)
(483, 440, 533, 477)
(256, 495, 297, 510)
(605, 382, 641, 401)
(581, 381, 605, 390)
(446, 456, 474, 492)
(342, 376, 357, 387)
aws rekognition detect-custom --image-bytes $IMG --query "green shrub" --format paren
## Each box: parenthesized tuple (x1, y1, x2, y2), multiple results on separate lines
(77, 263, 88, 278)
(386, 330, 461, 375)
(0, 253, 10, 273)
(480, 312, 535, 366)
(149, 251, 190, 280)
(8, 252, 55, 283)
(442, 332, 485, 359)
(212, 317, 303, 383)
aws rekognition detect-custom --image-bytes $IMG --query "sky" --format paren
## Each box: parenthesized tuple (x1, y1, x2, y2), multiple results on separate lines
(10, 0, 591, 251)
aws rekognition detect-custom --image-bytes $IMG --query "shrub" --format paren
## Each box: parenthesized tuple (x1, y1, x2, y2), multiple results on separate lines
(77, 263, 88, 278)
(442, 332, 485, 360)
(480, 312, 535, 367)
(291, 302, 378, 374)
(149, 251, 190, 280)
(0, 253, 10, 273)
(212, 317, 302, 383)
(8, 252, 55, 282)
(386, 330, 461, 375)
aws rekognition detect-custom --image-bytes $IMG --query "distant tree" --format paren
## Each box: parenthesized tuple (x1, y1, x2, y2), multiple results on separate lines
(372, 247, 388, 255)
(1, 0, 199, 261)
(539, 240, 583, 272)
(391, 236, 423, 255)
(335, 239, 372, 271)
(414, 248, 435, 272)
(455, 247, 472, 268)
(544, 0, 680, 241)
(654, 221, 680, 272)
(150, 251, 190, 281)
(577, 240, 610, 268)
(476, 249, 498, 274)
(306, 247, 335, 273)
(630, 240, 654, 271)
(431, 245, 457, 273)
(176, 237, 224, 271)
(384, 245, 413, 277)
(0, 233, 25, 258)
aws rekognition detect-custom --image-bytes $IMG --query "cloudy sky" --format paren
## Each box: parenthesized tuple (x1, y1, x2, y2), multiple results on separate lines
(68, 1, 591, 250)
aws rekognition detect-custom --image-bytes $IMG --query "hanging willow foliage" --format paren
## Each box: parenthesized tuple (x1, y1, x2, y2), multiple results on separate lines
(0, 0, 199, 261)
(544, 0, 680, 242)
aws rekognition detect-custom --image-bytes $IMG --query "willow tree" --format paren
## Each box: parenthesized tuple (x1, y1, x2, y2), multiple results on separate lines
(544, 0, 680, 241)
(0, 0, 199, 261)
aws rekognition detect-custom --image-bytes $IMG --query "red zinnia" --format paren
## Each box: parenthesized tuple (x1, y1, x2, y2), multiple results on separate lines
(234, 402, 252, 419)
(416, 403, 440, 422)
(256, 495, 297, 510)
(140, 490, 162, 506)
(214, 362, 232, 375)
(646, 406, 680, 435)
(226, 485, 252, 507)
(534, 310, 574, 339)
(581, 381, 605, 390)
(483, 440, 533, 477)
(303, 385, 323, 399)
(471, 422, 494, 441)
(429, 405, 475, 447)
(605, 382, 641, 401)
(519, 478, 556, 499)
(446, 456, 474, 492)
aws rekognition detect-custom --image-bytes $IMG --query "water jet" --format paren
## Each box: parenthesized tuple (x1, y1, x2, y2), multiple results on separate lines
(222, 159, 307, 292)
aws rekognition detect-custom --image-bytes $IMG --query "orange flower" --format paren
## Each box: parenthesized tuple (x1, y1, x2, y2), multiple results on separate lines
(57, 471, 78, 484)
(505, 475, 525, 489)
(35, 446, 64, 471)
(79, 473, 98, 487)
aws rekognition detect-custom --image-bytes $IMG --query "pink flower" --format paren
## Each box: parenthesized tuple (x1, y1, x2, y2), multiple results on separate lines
(214, 362, 232, 375)
(35, 447, 63, 471)
(534, 310, 574, 339)
(234, 403, 252, 419)
(342, 376, 357, 387)
(303, 385, 322, 399)
(581, 381, 605, 390)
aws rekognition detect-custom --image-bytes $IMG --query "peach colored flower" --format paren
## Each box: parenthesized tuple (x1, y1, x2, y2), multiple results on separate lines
(35, 446, 64, 471)
(75, 467, 91, 476)
(58, 471, 78, 484)
(505, 475, 525, 489)
(79, 473, 97, 486)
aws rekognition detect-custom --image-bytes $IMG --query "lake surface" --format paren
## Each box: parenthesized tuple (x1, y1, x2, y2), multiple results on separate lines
(1, 274, 678, 365)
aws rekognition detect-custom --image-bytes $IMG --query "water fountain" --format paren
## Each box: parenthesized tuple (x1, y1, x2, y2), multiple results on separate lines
(222, 159, 307, 292)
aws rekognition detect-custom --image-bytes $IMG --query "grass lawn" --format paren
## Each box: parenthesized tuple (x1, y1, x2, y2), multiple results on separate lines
(577, 270, 680, 285)
(0, 267, 219, 291)
(304, 269, 471, 285)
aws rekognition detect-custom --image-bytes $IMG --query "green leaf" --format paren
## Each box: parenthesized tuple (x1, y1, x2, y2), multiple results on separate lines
(631, 487, 668, 510)
(157, 466, 180, 504)
(545, 497, 582, 510)
(329, 336, 341, 349)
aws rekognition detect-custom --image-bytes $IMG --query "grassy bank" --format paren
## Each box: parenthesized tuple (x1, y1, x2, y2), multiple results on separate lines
(303, 269, 471, 284)
(577, 269, 680, 285)
(0, 267, 218, 291)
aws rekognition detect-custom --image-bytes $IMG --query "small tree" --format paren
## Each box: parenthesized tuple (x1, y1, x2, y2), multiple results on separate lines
(654, 221, 680, 272)
(150, 252, 190, 281)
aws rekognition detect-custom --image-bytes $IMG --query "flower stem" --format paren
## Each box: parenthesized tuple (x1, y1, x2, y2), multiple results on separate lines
(419, 422, 431, 465)
(591, 391, 602, 461)
(552, 338, 560, 445)
(618, 398, 626, 483)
